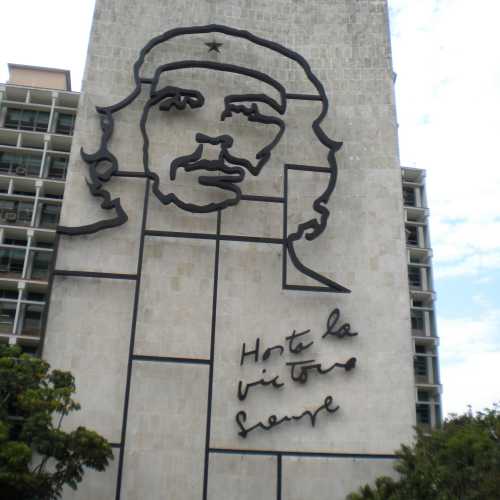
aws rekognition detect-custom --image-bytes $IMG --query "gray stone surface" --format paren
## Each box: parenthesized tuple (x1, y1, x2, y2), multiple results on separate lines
(44, 277, 134, 442)
(43, 1, 414, 498)
(121, 361, 209, 500)
(208, 454, 277, 500)
(135, 237, 215, 358)
(283, 456, 397, 500)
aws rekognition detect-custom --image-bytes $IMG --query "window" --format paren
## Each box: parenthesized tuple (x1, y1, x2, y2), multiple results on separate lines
(26, 292, 46, 302)
(403, 187, 416, 207)
(55, 113, 75, 135)
(414, 355, 428, 377)
(13, 189, 35, 197)
(416, 404, 431, 425)
(406, 226, 419, 246)
(0, 289, 19, 300)
(20, 304, 44, 336)
(42, 192, 63, 200)
(0, 199, 34, 227)
(18, 343, 38, 355)
(408, 267, 422, 288)
(0, 301, 16, 333)
(411, 311, 425, 331)
(417, 390, 431, 402)
(0, 248, 26, 277)
(47, 156, 68, 180)
(4, 108, 50, 132)
(32, 240, 53, 249)
(0, 152, 42, 177)
(30, 251, 51, 281)
(39, 203, 60, 229)
(3, 238, 27, 247)
(4, 109, 22, 129)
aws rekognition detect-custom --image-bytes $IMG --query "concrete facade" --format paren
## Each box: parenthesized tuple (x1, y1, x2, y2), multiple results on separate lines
(43, 1, 416, 498)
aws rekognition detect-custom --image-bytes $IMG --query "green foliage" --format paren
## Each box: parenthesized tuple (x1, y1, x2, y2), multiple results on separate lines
(346, 405, 500, 500)
(0, 344, 113, 499)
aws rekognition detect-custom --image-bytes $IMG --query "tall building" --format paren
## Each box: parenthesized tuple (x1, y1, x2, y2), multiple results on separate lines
(3, 2, 442, 497)
(0, 64, 78, 354)
(402, 166, 442, 430)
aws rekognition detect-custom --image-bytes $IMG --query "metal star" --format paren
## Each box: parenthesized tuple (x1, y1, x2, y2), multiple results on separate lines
(205, 40, 223, 53)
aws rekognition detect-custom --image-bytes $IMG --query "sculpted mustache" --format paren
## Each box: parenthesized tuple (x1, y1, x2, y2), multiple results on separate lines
(169, 144, 254, 181)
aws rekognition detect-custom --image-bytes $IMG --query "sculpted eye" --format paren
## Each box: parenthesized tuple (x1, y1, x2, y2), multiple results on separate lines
(158, 90, 205, 112)
(221, 103, 260, 121)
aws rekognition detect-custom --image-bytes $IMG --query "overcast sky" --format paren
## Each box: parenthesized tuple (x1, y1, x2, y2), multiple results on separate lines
(1, 0, 498, 417)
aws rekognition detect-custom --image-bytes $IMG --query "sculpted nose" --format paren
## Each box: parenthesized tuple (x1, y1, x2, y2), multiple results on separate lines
(196, 132, 233, 149)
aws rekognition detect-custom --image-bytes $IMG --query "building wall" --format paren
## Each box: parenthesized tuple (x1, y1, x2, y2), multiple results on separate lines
(43, 1, 415, 499)
(0, 75, 77, 352)
(8, 66, 70, 91)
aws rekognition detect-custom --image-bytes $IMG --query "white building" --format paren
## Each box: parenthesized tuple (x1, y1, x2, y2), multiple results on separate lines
(0, 64, 78, 353)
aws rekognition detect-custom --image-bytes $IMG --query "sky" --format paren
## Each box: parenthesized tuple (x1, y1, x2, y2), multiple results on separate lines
(0, 1, 498, 417)
(388, 0, 500, 416)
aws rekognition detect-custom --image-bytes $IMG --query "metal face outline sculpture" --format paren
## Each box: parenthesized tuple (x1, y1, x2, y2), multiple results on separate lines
(58, 24, 350, 294)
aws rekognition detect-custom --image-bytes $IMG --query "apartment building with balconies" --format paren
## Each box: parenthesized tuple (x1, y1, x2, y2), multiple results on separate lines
(402, 166, 442, 430)
(0, 64, 78, 354)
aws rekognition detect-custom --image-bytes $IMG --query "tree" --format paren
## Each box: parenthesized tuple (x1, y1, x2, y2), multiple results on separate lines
(347, 405, 500, 500)
(0, 344, 113, 499)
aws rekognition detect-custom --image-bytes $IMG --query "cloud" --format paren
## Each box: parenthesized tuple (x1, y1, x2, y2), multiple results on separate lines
(389, 0, 500, 279)
(0, 1, 96, 91)
(441, 352, 500, 416)
(434, 251, 500, 279)
(438, 311, 500, 415)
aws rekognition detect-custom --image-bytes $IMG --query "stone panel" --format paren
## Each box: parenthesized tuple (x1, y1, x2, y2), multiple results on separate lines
(211, 241, 414, 454)
(43, 276, 135, 442)
(121, 361, 209, 500)
(207, 453, 277, 500)
(57, 176, 146, 274)
(283, 456, 397, 500)
(135, 236, 215, 358)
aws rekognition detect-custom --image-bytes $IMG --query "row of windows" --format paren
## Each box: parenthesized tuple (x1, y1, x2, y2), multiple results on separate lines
(2, 237, 53, 249)
(3, 108, 75, 135)
(0, 152, 68, 180)
(0, 199, 60, 228)
(0, 247, 51, 280)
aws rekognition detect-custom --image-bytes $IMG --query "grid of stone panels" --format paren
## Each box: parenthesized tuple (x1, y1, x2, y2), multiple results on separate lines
(46, 164, 398, 499)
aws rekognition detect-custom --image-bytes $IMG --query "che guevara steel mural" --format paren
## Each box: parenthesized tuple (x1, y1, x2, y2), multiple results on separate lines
(53, 26, 362, 498)
(58, 24, 351, 294)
